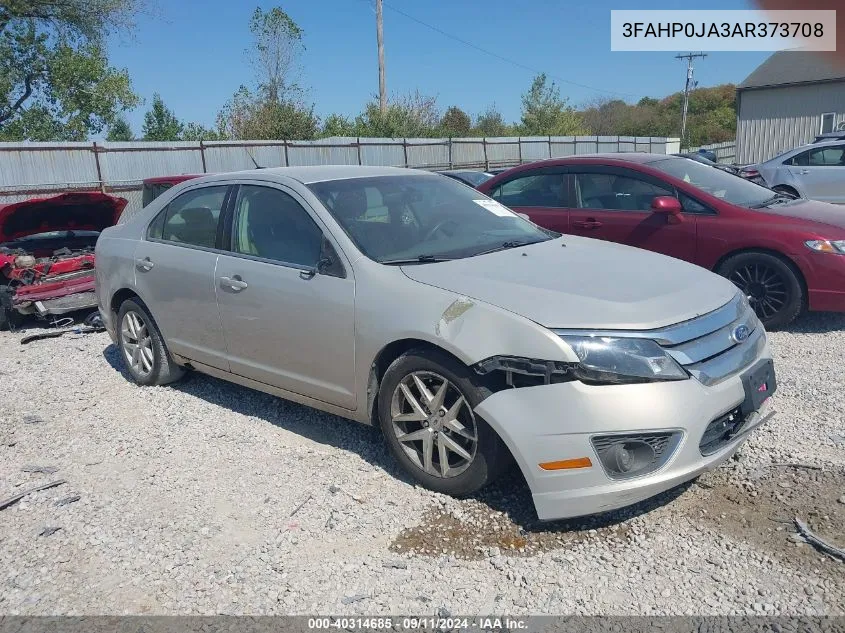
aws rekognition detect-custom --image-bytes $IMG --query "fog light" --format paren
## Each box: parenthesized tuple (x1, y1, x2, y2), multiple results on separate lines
(591, 432, 680, 480)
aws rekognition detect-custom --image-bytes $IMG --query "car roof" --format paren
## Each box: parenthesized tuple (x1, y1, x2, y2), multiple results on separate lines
(143, 174, 203, 185)
(220, 165, 423, 185)
(507, 153, 674, 167)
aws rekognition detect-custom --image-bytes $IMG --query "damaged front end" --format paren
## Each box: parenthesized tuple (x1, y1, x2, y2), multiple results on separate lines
(0, 192, 127, 329)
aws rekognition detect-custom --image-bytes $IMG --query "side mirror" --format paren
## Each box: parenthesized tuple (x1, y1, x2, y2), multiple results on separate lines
(516, 212, 530, 220)
(650, 196, 683, 224)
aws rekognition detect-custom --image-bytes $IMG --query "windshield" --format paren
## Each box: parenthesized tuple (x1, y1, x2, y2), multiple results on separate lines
(308, 174, 555, 263)
(649, 157, 775, 208)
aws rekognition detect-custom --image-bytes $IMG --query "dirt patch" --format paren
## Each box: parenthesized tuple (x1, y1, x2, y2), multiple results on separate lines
(390, 497, 632, 559)
(692, 464, 845, 568)
(391, 463, 845, 565)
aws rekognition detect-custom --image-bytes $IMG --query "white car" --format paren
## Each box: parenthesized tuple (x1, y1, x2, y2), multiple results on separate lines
(95, 166, 776, 520)
(740, 139, 845, 204)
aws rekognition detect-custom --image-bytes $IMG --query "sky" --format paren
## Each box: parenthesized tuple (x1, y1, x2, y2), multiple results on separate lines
(107, 0, 772, 135)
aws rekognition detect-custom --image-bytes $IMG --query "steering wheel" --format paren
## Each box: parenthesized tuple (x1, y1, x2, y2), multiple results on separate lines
(423, 218, 458, 242)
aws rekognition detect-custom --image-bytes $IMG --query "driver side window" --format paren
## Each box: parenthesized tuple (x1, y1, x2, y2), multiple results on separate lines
(233, 185, 322, 268)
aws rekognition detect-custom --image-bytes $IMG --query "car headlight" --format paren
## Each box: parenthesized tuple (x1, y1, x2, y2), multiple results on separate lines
(805, 240, 845, 255)
(559, 335, 688, 384)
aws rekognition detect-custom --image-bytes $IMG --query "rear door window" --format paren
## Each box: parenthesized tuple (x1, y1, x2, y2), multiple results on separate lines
(490, 173, 567, 208)
(150, 186, 228, 248)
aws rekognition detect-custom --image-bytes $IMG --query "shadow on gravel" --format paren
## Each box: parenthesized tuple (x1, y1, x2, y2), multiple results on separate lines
(780, 311, 845, 334)
(102, 343, 407, 482)
(103, 341, 700, 554)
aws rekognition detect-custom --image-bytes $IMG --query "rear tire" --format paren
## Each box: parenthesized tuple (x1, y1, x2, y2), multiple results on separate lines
(716, 252, 803, 330)
(116, 298, 184, 386)
(378, 348, 510, 497)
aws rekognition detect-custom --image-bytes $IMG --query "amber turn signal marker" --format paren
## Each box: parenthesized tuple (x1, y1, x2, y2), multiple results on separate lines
(539, 457, 592, 471)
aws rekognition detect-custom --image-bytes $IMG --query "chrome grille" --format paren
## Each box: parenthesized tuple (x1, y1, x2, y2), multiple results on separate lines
(553, 293, 765, 386)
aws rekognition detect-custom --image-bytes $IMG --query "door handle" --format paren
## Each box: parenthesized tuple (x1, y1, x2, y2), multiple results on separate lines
(573, 220, 603, 230)
(220, 276, 248, 291)
(798, 169, 810, 174)
(135, 257, 154, 272)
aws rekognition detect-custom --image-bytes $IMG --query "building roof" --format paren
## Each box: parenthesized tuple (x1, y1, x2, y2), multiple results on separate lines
(738, 51, 845, 91)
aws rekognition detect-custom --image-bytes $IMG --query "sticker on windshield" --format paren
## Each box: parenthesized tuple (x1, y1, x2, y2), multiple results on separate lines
(473, 199, 515, 217)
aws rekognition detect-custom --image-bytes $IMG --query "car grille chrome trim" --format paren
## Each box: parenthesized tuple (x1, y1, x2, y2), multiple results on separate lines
(552, 293, 744, 346)
(554, 293, 765, 386)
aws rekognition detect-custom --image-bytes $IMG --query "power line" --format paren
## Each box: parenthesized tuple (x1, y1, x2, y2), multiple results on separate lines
(372, 1, 640, 99)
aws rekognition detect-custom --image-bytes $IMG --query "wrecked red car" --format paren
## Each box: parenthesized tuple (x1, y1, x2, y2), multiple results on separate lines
(0, 192, 127, 329)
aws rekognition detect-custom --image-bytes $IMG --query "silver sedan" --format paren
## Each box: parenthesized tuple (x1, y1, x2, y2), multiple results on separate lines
(95, 166, 775, 520)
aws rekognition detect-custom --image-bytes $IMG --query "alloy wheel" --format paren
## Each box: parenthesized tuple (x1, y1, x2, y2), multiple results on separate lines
(390, 371, 478, 478)
(121, 310, 154, 378)
(729, 263, 788, 321)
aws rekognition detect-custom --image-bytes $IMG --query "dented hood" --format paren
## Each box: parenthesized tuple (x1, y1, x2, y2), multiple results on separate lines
(401, 236, 738, 330)
(0, 192, 127, 242)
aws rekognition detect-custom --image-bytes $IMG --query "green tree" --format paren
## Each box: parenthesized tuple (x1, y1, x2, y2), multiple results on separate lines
(106, 116, 133, 141)
(440, 106, 471, 137)
(520, 73, 586, 136)
(248, 6, 305, 105)
(320, 113, 356, 137)
(142, 93, 183, 141)
(0, 0, 140, 140)
(217, 86, 317, 140)
(473, 105, 510, 137)
(354, 91, 440, 138)
(181, 121, 226, 141)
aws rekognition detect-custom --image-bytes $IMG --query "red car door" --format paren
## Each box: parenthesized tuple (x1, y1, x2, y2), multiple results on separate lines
(487, 168, 570, 232)
(568, 167, 697, 262)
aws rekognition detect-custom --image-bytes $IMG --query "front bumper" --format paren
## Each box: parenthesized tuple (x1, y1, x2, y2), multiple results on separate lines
(475, 355, 774, 521)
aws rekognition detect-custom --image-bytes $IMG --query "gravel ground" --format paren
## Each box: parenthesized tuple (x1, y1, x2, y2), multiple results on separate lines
(0, 313, 843, 615)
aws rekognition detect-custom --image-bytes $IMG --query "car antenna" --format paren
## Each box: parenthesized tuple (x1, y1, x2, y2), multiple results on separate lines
(245, 147, 265, 170)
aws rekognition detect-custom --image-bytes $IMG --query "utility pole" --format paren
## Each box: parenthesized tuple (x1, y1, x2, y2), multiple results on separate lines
(376, 0, 387, 114)
(675, 52, 707, 149)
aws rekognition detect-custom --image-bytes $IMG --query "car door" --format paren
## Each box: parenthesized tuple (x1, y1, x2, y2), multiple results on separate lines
(786, 145, 845, 203)
(487, 168, 570, 232)
(133, 184, 231, 370)
(569, 167, 697, 262)
(215, 183, 356, 409)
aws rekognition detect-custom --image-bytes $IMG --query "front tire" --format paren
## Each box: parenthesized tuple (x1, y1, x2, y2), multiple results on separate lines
(378, 348, 509, 496)
(716, 252, 803, 330)
(116, 299, 184, 386)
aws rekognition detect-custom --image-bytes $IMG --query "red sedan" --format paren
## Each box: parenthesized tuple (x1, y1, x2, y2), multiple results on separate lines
(476, 154, 845, 329)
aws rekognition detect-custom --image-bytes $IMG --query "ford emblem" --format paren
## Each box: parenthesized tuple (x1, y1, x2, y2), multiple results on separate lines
(731, 324, 751, 344)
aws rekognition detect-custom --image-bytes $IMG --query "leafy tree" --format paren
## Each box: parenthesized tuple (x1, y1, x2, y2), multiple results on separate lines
(354, 91, 440, 138)
(217, 86, 318, 140)
(320, 113, 356, 137)
(106, 116, 133, 141)
(142, 93, 183, 141)
(520, 73, 586, 136)
(440, 106, 471, 137)
(473, 105, 510, 137)
(181, 121, 226, 141)
(0, 0, 140, 140)
(248, 6, 305, 105)
(577, 84, 737, 146)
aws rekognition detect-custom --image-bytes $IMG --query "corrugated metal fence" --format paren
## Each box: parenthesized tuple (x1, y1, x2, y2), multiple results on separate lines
(0, 136, 681, 216)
